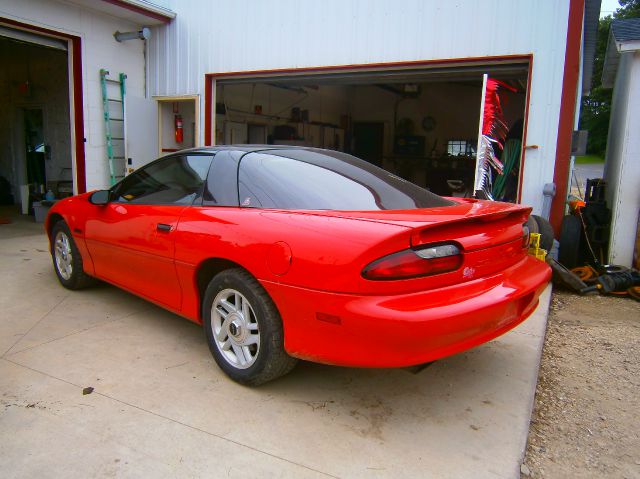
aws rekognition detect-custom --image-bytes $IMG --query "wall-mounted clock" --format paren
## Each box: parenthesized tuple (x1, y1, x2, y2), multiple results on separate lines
(422, 116, 436, 132)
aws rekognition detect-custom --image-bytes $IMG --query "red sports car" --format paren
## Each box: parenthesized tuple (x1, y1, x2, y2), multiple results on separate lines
(46, 146, 550, 385)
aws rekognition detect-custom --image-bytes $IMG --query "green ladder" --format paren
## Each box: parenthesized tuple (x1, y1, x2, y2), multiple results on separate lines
(100, 69, 127, 185)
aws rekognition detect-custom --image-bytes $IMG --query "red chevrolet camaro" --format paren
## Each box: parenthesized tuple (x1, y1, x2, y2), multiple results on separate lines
(46, 146, 550, 385)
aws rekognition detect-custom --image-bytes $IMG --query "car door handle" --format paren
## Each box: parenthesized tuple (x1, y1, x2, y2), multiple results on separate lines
(157, 223, 172, 233)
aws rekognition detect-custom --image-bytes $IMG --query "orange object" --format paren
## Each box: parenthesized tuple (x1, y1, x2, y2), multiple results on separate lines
(609, 290, 629, 296)
(568, 198, 586, 213)
(571, 265, 597, 281)
(174, 115, 183, 143)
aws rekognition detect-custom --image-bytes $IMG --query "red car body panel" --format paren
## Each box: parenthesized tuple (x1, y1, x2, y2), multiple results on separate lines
(46, 192, 551, 368)
(262, 255, 549, 366)
(85, 203, 187, 310)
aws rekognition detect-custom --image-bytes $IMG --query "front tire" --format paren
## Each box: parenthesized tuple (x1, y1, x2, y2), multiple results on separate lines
(203, 268, 297, 386)
(51, 221, 96, 290)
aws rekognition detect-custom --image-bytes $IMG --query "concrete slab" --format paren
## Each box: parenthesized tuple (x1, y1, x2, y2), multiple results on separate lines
(572, 162, 604, 196)
(0, 218, 551, 478)
(0, 359, 326, 478)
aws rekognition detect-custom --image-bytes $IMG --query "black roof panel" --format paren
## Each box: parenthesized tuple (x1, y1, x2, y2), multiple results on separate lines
(178, 144, 307, 155)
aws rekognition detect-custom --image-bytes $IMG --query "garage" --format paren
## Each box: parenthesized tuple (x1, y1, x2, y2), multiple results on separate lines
(210, 58, 530, 202)
(0, 24, 83, 212)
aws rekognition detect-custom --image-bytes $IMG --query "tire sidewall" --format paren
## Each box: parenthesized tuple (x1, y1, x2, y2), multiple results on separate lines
(532, 214, 555, 252)
(559, 215, 582, 269)
(526, 215, 539, 235)
(203, 270, 279, 385)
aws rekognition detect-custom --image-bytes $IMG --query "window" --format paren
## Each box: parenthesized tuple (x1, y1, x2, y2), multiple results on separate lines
(238, 149, 454, 210)
(447, 140, 476, 156)
(112, 154, 213, 205)
(203, 150, 242, 207)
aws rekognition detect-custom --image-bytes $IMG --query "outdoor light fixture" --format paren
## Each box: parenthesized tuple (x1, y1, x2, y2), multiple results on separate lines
(114, 27, 151, 42)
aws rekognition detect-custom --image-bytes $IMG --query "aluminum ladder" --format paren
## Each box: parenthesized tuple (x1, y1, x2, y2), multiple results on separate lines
(100, 69, 127, 185)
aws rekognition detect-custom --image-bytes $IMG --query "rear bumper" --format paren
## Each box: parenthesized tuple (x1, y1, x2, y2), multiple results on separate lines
(262, 256, 551, 367)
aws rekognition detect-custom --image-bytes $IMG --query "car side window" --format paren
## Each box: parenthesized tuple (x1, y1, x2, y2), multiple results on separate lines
(112, 154, 213, 205)
(237, 150, 454, 210)
(202, 150, 242, 207)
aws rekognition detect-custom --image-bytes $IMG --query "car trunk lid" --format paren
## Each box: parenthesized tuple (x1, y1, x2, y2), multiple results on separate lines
(315, 198, 532, 294)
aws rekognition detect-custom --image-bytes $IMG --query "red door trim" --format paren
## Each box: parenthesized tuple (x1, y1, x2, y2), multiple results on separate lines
(0, 17, 86, 194)
(204, 75, 213, 146)
(516, 57, 535, 203)
(549, 0, 585, 235)
(71, 36, 86, 193)
(204, 54, 532, 153)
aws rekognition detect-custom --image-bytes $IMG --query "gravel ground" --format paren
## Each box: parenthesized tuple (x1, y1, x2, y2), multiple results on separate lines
(521, 290, 640, 478)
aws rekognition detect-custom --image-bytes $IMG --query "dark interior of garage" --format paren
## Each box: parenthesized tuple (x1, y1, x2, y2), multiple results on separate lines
(215, 64, 528, 202)
(0, 32, 72, 212)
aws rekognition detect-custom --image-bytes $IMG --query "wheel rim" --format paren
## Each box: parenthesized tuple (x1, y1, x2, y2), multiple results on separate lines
(211, 289, 260, 369)
(54, 231, 73, 280)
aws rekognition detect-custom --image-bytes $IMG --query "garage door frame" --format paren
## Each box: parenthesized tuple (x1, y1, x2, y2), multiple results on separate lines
(204, 54, 533, 202)
(0, 17, 86, 194)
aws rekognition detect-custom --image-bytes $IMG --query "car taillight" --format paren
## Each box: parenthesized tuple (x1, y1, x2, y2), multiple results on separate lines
(522, 223, 531, 248)
(362, 243, 462, 280)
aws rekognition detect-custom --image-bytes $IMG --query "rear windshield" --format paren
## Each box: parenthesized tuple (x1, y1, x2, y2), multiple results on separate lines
(237, 149, 454, 211)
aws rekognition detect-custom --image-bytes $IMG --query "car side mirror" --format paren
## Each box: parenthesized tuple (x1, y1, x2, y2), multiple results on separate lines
(89, 190, 111, 205)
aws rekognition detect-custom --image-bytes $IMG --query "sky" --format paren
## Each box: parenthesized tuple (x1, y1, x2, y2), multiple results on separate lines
(600, 0, 621, 18)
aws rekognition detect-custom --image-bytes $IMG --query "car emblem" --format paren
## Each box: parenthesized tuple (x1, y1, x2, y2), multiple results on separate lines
(229, 323, 238, 336)
(463, 267, 475, 279)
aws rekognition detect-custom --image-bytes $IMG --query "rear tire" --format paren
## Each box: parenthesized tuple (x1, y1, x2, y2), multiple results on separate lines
(203, 268, 297, 386)
(532, 215, 555, 252)
(50, 221, 96, 290)
(559, 215, 582, 269)
(525, 215, 539, 236)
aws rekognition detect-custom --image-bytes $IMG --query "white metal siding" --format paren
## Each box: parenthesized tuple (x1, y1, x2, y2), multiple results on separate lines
(604, 52, 640, 267)
(151, 0, 572, 213)
(152, 1, 567, 88)
(0, 0, 149, 190)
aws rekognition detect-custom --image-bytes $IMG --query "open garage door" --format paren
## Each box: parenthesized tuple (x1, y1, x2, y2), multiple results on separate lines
(0, 20, 85, 214)
(209, 58, 530, 203)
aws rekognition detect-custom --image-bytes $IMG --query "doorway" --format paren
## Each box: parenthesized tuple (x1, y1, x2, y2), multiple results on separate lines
(210, 59, 530, 201)
(23, 108, 46, 200)
(0, 35, 71, 212)
(353, 122, 384, 167)
(248, 124, 267, 144)
(0, 19, 85, 212)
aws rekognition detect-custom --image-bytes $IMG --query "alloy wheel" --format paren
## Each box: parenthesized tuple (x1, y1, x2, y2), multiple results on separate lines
(54, 231, 73, 280)
(211, 288, 260, 369)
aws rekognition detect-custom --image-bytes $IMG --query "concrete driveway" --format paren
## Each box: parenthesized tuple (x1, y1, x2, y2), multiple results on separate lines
(0, 216, 551, 478)
(572, 161, 605, 197)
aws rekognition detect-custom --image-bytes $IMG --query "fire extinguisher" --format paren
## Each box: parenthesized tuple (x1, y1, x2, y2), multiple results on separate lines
(175, 115, 183, 143)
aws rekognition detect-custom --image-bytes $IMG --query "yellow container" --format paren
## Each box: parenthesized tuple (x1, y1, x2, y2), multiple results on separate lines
(528, 233, 547, 261)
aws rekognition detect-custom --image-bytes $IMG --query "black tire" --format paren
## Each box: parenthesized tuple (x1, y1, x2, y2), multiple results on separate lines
(525, 215, 539, 236)
(558, 215, 582, 269)
(50, 221, 96, 290)
(202, 268, 297, 386)
(532, 214, 555, 252)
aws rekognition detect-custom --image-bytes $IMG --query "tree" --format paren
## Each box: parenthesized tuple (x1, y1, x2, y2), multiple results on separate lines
(580, 0, 639, 156)
(617, 0, 640, 18)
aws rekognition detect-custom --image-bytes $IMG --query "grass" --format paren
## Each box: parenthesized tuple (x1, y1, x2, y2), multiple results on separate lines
(575, 155, 604, 164)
